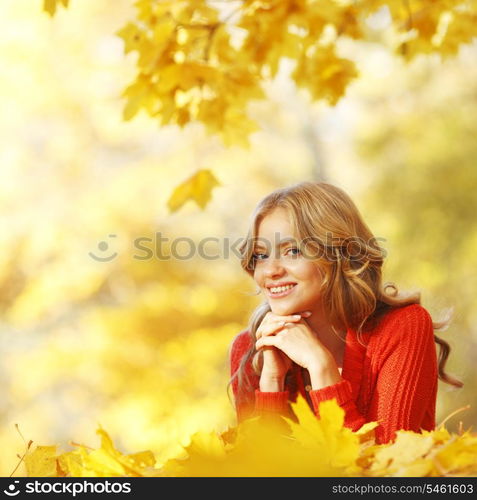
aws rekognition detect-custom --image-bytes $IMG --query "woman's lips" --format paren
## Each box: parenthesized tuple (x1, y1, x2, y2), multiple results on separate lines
(266, 284, 297, 298)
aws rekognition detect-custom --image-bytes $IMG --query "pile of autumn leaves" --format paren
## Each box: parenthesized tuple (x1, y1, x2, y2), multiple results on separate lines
(21, 397, 476, 477)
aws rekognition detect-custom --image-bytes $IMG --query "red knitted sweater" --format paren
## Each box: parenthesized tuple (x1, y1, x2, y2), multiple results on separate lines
(229, 303, 438, 445)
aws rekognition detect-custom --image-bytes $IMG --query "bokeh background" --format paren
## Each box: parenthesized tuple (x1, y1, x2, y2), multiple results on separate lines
(1, 1, 476, 476)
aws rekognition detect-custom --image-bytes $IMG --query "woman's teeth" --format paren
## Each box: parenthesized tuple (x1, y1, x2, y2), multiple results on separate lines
(269, 284, 295, 293)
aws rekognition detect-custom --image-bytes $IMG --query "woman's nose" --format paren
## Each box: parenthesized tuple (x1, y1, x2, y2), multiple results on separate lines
(263, 257, 285, 277)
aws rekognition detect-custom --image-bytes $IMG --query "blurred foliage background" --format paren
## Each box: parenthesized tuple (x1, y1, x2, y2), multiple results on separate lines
(0, 1, 476, 476)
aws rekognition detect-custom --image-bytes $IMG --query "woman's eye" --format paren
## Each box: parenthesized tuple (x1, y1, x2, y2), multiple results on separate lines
(286, 247, 301, 256)
(253, 253, 268, 260)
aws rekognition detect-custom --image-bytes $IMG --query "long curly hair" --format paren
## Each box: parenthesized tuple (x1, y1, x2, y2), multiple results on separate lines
(230, 181, 463, 400)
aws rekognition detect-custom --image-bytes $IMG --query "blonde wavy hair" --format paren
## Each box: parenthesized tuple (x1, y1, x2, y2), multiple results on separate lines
(230, 181, 463, 399)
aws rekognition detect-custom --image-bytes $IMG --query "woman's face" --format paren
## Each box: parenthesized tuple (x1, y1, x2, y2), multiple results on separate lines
(253, 208, 324, 316)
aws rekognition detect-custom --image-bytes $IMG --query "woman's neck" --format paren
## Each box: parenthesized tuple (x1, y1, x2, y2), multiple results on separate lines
(304, 307, 346, 363)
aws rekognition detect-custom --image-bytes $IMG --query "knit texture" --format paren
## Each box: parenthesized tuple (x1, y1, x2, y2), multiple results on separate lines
(229, 304, 438, 445)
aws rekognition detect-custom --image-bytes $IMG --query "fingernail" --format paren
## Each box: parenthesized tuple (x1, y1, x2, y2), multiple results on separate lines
(303, 311, 312, 316)
(292, 315, 301, 319)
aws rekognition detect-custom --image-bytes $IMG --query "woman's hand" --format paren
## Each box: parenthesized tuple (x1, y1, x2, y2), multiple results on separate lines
(256, 317, 342, 390)
(255, 311, 311, 391)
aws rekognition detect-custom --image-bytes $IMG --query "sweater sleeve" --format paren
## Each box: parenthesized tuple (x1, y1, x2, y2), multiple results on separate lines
(308, 378, 367, 434)
(365, 304, 438, 444)
(308, 304, 438, 444)
(229, 330, 291, 423)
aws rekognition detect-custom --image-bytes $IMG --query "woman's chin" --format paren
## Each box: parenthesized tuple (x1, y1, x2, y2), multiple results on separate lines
(270, 303, 301, 316)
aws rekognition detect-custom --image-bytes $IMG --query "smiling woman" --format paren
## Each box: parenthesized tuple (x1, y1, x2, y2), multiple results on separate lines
(253, 208, 329, 319)
(228, 181, 463, 445)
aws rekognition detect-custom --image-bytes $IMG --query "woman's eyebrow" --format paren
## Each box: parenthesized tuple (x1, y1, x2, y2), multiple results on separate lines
(253, 237, 297, 250)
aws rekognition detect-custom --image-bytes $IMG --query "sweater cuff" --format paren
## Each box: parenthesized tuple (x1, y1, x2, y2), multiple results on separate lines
(309, 379, 353, 414)
(255, 389, 290, 415)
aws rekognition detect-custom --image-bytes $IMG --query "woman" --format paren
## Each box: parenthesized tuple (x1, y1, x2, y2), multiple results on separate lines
(229, 181, 463, 445)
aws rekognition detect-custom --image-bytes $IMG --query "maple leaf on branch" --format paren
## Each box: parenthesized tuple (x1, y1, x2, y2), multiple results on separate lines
(42, 1, 477, 209)
(113, 0, 477, 149)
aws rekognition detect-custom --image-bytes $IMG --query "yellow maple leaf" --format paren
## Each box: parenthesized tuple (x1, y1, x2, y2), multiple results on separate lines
(438, 11, 477, 59)
(370, 430, 436, 475)
(78, 427, 155, 477)
(433, 432, 477, 475)
(355, 421, 379, 443)
(185, 430, 228, 459)
(217, 108, 260, 149)
(284, 396, 361, 471)
(432, 426, 452, 444)
(43, 0, 69, 17)
(167, 169, 221, 212)
(57, 449, 85, 477)
(116, 23, 144, 55)
(392, 457, 435, 477)
(121, 75, 159, 121)
(53, 427, 158, 477)
(24, 445, 59, 477)
(126, 450, 157, 469)
(160, 429, 229, 477)
(224, 405, 363, 477)
(81, 449, 127, 477)
(227, 416, 325, 477)
(293, 45, 359, 106)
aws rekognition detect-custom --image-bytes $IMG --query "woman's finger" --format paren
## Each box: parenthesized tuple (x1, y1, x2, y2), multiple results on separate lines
(256, 314, 301, 339)
(256, 335, 281, 351)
